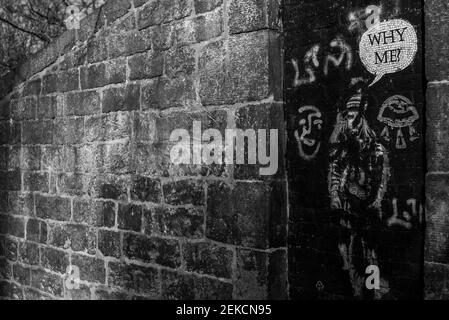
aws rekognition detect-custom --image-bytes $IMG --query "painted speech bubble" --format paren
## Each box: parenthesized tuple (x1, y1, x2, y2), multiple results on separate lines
(359, 19, 418, 87)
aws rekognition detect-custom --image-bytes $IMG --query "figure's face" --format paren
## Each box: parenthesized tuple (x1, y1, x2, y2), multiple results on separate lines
(346, 110, 360, 131)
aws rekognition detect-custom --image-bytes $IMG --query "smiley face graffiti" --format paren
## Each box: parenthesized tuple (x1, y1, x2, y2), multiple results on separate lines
(294, 106, 324, 161)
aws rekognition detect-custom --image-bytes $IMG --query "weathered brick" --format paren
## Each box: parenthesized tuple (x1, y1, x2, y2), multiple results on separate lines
(165, 46, 196, 78)
(22, 120, 53, 145)
(194, 9, 223, 42)
(229, 0, 279, 34)
(145, 207, 204, 239)
(128, 51, 164, 81)
(37, 95, 59, 120)
(146, 24, 175, 51)
(235, 249, 287, 299)
(65, 283, 92, 300)
(161, 270, 233, 299)
(194, 0, 222, 14)
(102, 84, 140, 113)
(427, 84, 449, 172)
(118, 204, 142, 232)
(80, 59, 126, 89)
(13, 264, 31, 285)
(99, 0, 132, 27)
(0, 280, 23, 299)
(48, 224, 96, 254)
(424, 262, 449, 300)
(31, 269, 63, 297)
(20, 146, 41, 170)
(144, 76, 197, 109)
(108, 261, 159, 297)
(123, 233, 181, 268)
(12, 97, 36, 121)
(206, 181, 286, 249)
(234, 103, 284, 180)
(53, 117, 84, 145)
(108, 30, 149, 59)
(18, 242, 39, 265)
(42, 146, 76, 172)
(23, 172, 49, 193)
(87, 174, 130, 201)
(26, 219, 47, 244)
(71, 254, 106, 284)
(23, 79, 41, 97)
(65, 90, 101, 116)
(133, 112, 156, 143)
(100, 142, 132, 173)
(163, 180, 204, 206)
(36, 195, 71, 221)
(87, 37, 108, 63)
(5, 237, 18, 261)
(426, 174, 449, 264)
(98, 229, 121, 258)
(73, 199, 116, 228)
(137, 0, 193, 29)
(94, 288, 130, 300)
(40, 247, 69, 274)
(0, 170, 21, 191)
(0, 98, 10, 121)
(0, 121, 21, 145)
(131, 176, 162, 203)
(0, 258, 12, 279)
(199, 31, 280, 105)
(183, 242, 233, 278)
(41, 73, 58, 95)
(425, 0, 449, 81)
(57, 69, 80, 92)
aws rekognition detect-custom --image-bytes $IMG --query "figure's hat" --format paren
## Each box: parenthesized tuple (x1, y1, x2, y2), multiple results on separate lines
(345, 93, 363, 110)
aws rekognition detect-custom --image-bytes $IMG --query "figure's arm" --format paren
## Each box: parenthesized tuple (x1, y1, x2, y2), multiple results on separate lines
(371, 143, 391, 210)
(328, 147, 345, 209)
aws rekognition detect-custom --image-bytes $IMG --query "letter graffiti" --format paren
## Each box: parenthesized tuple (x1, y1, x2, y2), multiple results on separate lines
(292, 36, 353, 88)
(324, 35, 353, 76)
(377, 95, 420, 149)
(294, 106, 323, 161)
(348, 5, 381, 37)
(387, 198, 423, 230)
(292, 45, 320, 87)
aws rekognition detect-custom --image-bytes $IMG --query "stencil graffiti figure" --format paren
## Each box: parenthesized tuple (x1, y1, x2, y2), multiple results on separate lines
(328, 86, 391, 298)
(294, 106, 323, 161)
(377, 95, 420, 149)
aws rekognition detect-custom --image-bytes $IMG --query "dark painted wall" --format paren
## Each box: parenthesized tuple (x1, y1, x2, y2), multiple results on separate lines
(284, 0, 424, 299)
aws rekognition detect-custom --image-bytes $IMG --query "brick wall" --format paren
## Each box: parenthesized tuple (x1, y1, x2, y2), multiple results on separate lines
(0, 0, 287, 300)
(424, 0, 449, 300)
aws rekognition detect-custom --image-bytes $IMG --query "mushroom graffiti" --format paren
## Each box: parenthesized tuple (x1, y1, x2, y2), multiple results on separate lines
(377, 95, 420, 149)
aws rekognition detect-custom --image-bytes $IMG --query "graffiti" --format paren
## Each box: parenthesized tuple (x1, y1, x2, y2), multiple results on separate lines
(378, 95, 420, 149)
(387, 197, 424, 230)
(294, 106, 323, 161)
(291, 45, 320, 87)
(324, 35, 353, 76)
(328, 86, 391, 299)
(359, 19, 418, 86)
(292, 36, 353, 88)
(348, 5, 381, 37)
